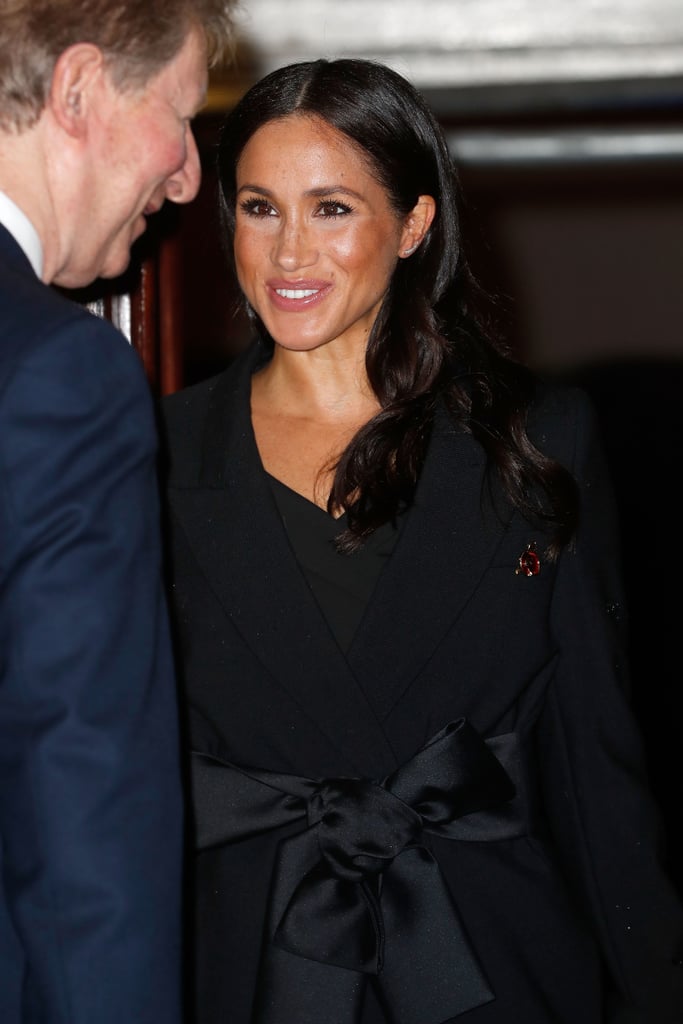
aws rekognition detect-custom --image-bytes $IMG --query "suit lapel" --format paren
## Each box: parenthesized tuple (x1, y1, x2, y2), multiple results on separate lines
(0, 222, 33, 272)
(348, 405, 512, 721)
(168, 348, 398, 778)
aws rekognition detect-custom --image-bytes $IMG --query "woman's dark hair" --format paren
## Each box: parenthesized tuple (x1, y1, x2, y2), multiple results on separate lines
(217, 58, 577, 555)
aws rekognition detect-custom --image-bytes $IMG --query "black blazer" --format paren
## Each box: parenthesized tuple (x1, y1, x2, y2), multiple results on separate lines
(0, 224, 183, 1024)
(163, 342, 683, 1024)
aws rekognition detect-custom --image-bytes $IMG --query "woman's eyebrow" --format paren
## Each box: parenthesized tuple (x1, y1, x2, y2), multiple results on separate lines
(236, 184, 365, 200)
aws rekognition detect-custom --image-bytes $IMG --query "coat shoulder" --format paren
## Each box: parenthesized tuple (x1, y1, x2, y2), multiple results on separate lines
(526, 378, 599, 473)
(160, 374, 223, 486)
(160, 345, 257, 485)
(0, 264, 142, 390)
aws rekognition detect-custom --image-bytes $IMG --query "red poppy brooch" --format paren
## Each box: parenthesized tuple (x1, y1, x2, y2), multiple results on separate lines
(515, 541, 541, 577)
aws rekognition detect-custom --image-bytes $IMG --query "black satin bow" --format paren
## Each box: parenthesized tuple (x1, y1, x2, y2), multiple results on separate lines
(192, 719, 527, 1024)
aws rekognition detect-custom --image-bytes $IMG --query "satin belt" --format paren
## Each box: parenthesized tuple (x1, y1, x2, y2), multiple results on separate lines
(192, 719, 528, 1024)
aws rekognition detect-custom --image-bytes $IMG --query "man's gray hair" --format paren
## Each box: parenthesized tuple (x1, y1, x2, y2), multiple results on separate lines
(0, 0, 237, 132)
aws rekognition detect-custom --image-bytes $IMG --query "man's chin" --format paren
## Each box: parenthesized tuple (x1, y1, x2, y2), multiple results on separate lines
(98, 251, 133, 281)
(98, 231, 142, 280)
(54, 250, 133, 290)
(62, 218, 147, 287)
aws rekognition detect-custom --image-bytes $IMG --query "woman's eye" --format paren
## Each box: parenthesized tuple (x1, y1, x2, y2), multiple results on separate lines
(239, 197, 276, 217)
(317, 200, 354, 218)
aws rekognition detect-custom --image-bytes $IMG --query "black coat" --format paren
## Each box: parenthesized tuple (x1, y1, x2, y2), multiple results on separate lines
(163, 343, 683, 1024)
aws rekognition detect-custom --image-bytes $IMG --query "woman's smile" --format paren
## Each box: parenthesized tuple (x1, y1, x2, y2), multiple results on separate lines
(267, 278, 333, 311)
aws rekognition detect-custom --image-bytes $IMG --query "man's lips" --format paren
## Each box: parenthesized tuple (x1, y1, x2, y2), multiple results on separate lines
(142, 200, 164, 218)
(132, 204, 160, 239)
(267, 279, 332, 311)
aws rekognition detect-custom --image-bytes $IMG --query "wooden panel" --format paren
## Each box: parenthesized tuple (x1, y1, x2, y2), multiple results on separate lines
(69, 210, 186, 395)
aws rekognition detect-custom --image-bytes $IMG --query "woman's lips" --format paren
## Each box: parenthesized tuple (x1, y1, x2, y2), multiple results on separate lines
(267, 280, 332, 311)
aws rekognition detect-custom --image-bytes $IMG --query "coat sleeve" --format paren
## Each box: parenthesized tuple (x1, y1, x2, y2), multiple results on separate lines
(0, 315, 183, 1024)
(539, 390, 683, 1021)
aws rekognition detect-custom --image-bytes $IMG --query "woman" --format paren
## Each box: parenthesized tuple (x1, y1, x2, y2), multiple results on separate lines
(162, 59, 683, 1024)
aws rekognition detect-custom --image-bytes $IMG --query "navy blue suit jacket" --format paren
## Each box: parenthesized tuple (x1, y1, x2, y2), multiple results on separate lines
(0, 224, 183, 1023)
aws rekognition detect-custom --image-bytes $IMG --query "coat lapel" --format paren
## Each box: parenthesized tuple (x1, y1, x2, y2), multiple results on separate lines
(167, 348, 399, 778)
(348, 405, 513, 722)
(168, 351, 513, 769)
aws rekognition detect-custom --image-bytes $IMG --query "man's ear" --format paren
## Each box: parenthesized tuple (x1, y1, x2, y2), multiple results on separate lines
(48, 43, 106, 138)
(398, 195, 437, 259)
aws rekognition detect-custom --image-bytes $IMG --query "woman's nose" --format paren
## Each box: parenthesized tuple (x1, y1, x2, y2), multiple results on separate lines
(272, 219, 317, 270)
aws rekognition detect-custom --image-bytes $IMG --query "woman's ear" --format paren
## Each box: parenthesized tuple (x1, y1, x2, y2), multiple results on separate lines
(398, 195, 436, 258)
(48, 43, 105, 138)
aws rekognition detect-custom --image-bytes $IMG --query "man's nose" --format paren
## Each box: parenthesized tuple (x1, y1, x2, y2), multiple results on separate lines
(165, 125, 202, 205)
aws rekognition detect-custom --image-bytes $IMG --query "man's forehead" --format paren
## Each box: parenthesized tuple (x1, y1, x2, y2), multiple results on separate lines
(108, 25, 207, 104)
(160, 28, 208, 108)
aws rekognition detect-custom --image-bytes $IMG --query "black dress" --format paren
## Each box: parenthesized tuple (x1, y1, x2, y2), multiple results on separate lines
(266, 473, 403, 653)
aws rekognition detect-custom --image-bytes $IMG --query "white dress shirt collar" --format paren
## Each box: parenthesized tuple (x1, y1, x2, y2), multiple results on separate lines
(0, 190, 44, 279)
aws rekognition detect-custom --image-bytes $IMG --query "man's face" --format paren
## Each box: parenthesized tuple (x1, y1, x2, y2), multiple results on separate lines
(55, 28, 207, 287)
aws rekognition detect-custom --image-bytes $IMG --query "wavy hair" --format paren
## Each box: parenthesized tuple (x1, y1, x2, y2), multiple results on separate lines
(217, 58, 577, 556)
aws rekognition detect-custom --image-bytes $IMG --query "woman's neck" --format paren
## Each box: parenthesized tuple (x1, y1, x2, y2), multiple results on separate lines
(252, 344, 379, 425)
(250, 344, 380, 511)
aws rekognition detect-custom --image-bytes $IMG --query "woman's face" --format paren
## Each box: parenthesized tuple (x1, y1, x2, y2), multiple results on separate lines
(233, 113, 416, 358)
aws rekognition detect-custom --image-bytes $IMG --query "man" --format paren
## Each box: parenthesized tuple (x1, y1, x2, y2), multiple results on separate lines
(0, 2, 235, 1020)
